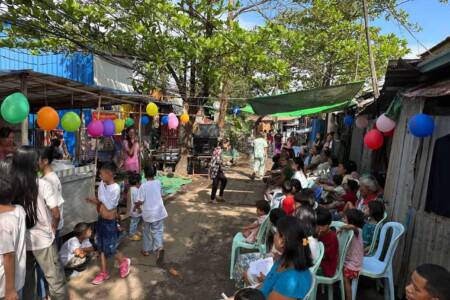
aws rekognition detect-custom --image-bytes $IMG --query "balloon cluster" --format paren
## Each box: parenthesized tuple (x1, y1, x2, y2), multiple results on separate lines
(363, 113, 397, 150)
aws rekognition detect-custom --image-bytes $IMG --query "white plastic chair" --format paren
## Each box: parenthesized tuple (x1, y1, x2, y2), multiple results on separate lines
(313, 222, 354, 300)
(352, 222, 405, 300)
(310, 241, 325, 274)
(366, 212, 388, 256)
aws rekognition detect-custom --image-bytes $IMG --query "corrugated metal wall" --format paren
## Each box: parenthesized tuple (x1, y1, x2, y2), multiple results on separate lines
(0, 48, 94, 85)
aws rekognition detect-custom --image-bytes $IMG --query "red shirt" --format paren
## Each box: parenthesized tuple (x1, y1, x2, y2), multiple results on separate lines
(282, 195, 295, 216)
(339, 191, 358, 211)
(319, 230, 339, 277)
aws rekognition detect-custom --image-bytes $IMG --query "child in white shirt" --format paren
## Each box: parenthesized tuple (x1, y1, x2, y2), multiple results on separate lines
(60, 223, 94, 273)
(137, 165, 167, 265)
(127, 173, 142, 241)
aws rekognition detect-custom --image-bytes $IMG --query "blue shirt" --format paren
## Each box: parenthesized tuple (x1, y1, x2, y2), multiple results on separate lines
(260, 261, 312, 299)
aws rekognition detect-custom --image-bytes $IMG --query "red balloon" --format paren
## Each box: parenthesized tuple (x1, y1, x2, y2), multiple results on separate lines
(383, 128, 395, 137)
(364, 129, 384, 150)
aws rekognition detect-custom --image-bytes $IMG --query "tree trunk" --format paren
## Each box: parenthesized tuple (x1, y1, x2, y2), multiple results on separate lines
(217, 80, 230, 134)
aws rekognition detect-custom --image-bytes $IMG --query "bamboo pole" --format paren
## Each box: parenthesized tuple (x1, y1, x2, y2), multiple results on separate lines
(93, 96, 102, 190)
(138, 104, 143, 171)
(20, 75, 29, 145)
(362, 0, 380, 98)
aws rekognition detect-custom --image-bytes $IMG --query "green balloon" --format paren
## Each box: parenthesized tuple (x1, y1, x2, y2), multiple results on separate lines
(61, 112, 81, 132)
(125, 117, 134, 127)
(1, 92, 30, 124)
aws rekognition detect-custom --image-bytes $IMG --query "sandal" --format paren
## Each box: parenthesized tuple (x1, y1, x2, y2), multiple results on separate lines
(141, 250, 151, 256)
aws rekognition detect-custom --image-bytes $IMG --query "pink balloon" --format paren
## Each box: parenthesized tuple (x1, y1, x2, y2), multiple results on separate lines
(87, 120, 104, 137)
(376, 114, 396, 133)
(168, 116, 179, 129)
(168, 113, 176, 119)
(355, 115, 369, 129)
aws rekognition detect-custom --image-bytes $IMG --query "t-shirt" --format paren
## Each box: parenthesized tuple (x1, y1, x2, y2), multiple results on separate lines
(42, 172, 65, 230)
(27, 179, 58, 251)
(319, 230, 339, 277)
(137, 180, 168, 223)
(59, 237, 93, 266)
(98, 181, 121, 211)
(282, 195, 295, 216)
(293, 171, 308, 190)
(253, 138, 268, 159)
(260, 261, 312, 299)
(362, 223, 376, 248)
(344, 229, 364, 272)
(129, 186, 141, 218)
(0, 205, 26, 298)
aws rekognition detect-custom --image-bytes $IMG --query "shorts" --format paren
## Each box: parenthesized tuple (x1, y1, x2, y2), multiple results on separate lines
(96, 217, 118, 257)
(343, 267, 359, 279)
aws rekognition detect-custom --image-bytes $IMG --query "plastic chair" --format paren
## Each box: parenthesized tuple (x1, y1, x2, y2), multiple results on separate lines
(304, 274, 317, 300)
(366, 212, 388, 256)
(230, 216, 271, 279)
(352, 222, 405, 300)
(310, 242, 324, 274)
(314, 225, 354, 300)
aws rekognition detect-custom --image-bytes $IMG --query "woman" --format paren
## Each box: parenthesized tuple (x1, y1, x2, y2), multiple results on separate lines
(0, 127, 16, 160)
(356, 176, 380, 214)
(294, 206, 320, 262)
(259, 216, 313, 299)
(123, 127, 140, 173)
(12, 146, 67, 300)
(209, 140, 227, 203)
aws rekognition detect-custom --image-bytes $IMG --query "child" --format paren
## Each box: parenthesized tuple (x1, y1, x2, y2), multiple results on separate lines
(60, 223, 94, 276)
(242, 200, 271, 243)
(316, 207, 338, 277)
(340, 179, 359, 212)
(0, 160, 27, 300)
(137, 164, 168, 266)
(128, 172, 142, 241)
(86, 162, 131, 284)
(341, 209, 365, 300)
(281, 181, 295, 216)
(362, 201, 385, 254)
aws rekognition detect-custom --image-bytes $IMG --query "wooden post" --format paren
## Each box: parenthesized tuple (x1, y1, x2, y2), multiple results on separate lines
(138, 104, 142, 169)
(20, 75, 29, 145)
(362, 0, 380, 98)
(93, 96, 102, 175)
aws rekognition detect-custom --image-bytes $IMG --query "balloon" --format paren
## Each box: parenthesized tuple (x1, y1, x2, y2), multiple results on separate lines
(180, 113, 189, 124)
(344, 115, 354, 126)
(364, 129, 384, 150)
(161, 116, 169, 125)
(168, 113, 176, 119)
(408, 113, 434, 137)
(87, 120, 104, 137)
(1, 92, 30, 124)
(114, 119, 125, 133)
(61, 112, 81, 132)
(125, 118, 134, 127)
(103, 119, 115, 137)
(146, 102, 158, 117)
(355, 115, 369, 129)
(37, 106, 59, 131)
(141, 115, 150, 125)
(168, 116, 179, 129)
(376, 114, 396, 133)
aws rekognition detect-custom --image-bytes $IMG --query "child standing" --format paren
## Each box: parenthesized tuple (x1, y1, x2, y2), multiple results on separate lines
(363, 201, 385, 254)
(316, 207, 338, 277)
(127, 173, 142, 241)
(241, 200, 271, 244)
(341, 209, 365, 300)
(138, 165, 168, 266)
(87, 162, 131, 285)
(0, 160, 27, 300)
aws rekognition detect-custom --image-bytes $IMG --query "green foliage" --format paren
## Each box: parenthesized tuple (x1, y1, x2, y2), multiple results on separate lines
(224, 114, 254, 148)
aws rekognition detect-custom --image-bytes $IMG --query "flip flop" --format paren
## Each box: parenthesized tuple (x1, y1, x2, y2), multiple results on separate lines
(141, 250, 151, 257)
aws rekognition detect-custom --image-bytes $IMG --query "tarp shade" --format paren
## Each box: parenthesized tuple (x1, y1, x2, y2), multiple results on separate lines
(247, 81, 364, 115)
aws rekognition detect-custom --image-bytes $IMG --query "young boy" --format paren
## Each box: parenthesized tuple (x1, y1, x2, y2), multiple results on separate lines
(87, 162, 131, 284)
(128, 172, 142, 241)
(0, 164, 27, 300)
(316, 207, 338, 277)
(406, 264, 450, 300)
(59, 223, 95, 276)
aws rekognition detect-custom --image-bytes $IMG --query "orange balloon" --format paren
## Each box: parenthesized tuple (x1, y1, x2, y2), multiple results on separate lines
(37, 106, 59, 131)
(180, 113, 189, 124)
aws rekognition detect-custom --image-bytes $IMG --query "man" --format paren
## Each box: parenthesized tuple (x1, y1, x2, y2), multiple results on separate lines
(406, 264, 450, 300)
(252, 132, 268, 179)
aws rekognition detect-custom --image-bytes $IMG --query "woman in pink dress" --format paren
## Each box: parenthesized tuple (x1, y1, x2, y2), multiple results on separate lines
(123, 127, 140, 173)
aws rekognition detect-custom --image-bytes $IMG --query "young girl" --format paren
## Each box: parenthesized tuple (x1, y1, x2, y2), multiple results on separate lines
(0, 159, 26, 300)
(362, 201, 385, 253)
(137, 164, 168, 265)
(281, 181, 295, 216)
(59, 222, 94, 275)
(128, 172, 142, 241)
(341, 209, 365, 300)
(241, 200, 271, 244)
(87, 162, 131, 284)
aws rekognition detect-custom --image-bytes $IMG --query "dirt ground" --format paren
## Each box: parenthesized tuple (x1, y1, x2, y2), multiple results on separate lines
(68, 160, 384, 300)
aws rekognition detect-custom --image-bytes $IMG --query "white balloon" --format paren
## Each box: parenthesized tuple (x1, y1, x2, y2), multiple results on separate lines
(376, 114, 396, 133)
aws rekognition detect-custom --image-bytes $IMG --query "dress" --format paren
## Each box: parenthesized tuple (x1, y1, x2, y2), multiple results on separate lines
(123, 140, 140, 173)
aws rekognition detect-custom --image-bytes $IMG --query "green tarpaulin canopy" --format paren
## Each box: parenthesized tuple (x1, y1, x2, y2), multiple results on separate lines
(247, 81, 364, 116)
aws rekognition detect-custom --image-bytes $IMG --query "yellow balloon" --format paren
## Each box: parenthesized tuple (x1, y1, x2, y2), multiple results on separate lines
(114, 119, 125, 133)
(146, 102, 158, 117)
(180, 113, 189, 124)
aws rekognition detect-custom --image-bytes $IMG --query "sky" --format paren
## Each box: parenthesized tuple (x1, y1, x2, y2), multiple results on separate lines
(238, 0, 450, 58)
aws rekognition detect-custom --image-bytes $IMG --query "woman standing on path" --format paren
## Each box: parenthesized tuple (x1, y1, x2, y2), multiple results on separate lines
(209, 140, 227, 203)
(123, 127, 140, 173)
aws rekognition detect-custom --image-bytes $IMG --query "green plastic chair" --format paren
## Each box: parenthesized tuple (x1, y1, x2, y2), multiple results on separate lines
(366, 212, 388, 256)
(314, 223, 354, 300)
(310, 241, 325, 274)
(304, 274, 317, 300)
(229, 216, 271, 279)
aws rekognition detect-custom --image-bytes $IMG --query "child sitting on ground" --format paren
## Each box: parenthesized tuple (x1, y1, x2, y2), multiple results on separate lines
(128, 172, 143, 241)
(242, 200, 271, 243)
(341, 209, 365, 300)
(316, 207, 338, 277)
(281, 181, 295, 216)
(362, 201, 385, 254)
(60, 223, 95, 276)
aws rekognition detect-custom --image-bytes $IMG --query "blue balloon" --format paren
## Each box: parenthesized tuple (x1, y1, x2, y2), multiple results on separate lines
(103, 119, 115, 137)
(344, 115, 354, 126)
(161, 115, 169, 125)
(141, 115, 150, 125)
(232, 106, 240, 115)
(408, 113, 434, 137)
